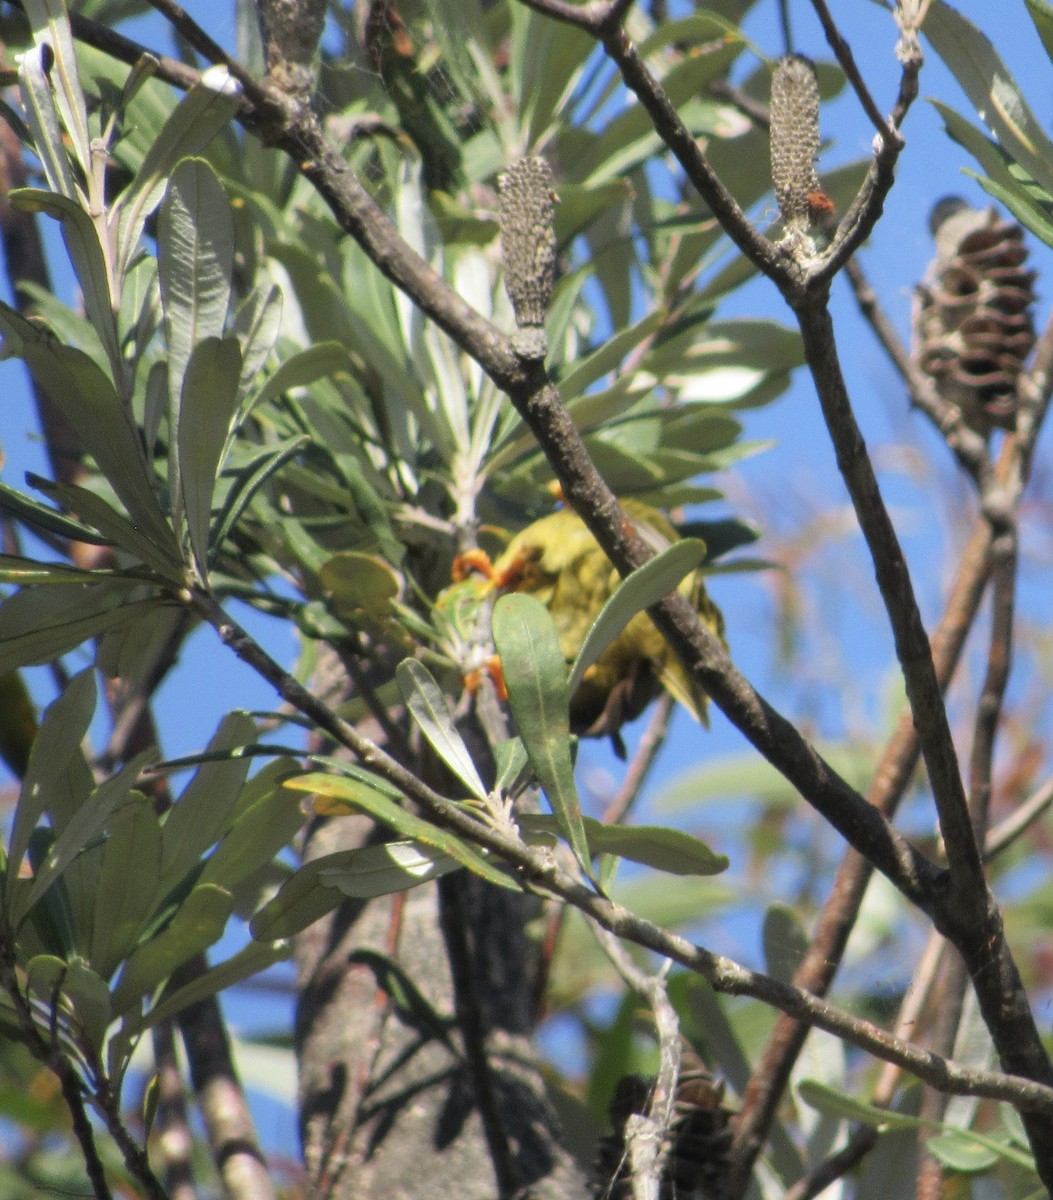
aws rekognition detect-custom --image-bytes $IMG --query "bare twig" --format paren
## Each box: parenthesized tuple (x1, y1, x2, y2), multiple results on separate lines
(967, 528, 1017, 839)
(843, 256, 990, 483)
(601, 692, 674, 826)
(986, 773, 1053, 858)
(808, 0, 890, 137)
(589, 925, 680, 1200)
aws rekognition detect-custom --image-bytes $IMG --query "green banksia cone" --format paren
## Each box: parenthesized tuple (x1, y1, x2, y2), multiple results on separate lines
(499, 157, 556, 357)
(770, 54, 822, 234)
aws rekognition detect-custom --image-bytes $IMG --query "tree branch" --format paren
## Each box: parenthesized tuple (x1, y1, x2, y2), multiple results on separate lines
(187, 590, 1053, 1115)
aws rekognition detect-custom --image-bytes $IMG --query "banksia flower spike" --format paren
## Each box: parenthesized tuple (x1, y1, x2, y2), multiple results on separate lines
(499, 156, 557, 360)
(769, 54, 828, 243)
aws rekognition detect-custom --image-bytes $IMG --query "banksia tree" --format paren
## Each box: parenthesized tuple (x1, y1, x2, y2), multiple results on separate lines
(912, 199, 1036, 435)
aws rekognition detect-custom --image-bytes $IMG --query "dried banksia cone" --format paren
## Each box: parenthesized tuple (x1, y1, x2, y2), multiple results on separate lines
(913, 198, 1036, 435)
(499, 156, 556, 359)
(770, 54, 824, 236)
(592, 1062, 733, 1198)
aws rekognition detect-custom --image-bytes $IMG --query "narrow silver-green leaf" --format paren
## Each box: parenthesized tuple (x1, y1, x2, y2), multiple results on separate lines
(126, 936, 290, 1037)
(5, 670, 95, 912)
(177, 335, 242, 576)
(17, 43, 76, 199)
(114, 65, 242, 282)
(249, 850, 361, 941)
(45, 482, 181, 579)
(284, 773, 517, 890)
(11, 189, 120, 376)
(926, 2, 1053, 197)
(798, 1081, 920, 1131)
(17, 752, 155, 928)
(1026, 0, 1053, 65)
(210, 436, 311, 553)
(22, 0, 92, 175)
(242, 341, 352, 422)
(159, 711, 258, 892)
(491, 593, 590, 875)
(0, 593, 163, 676)
(0, 307, 173, 550)
(568, 538, 707, 696)
(233, 286, 283, 389)
(519, 814, 728, 876)
(0, 483, 111, 547)
(197, 761, 305, 891)
(762, 904, 809, 986)
(318, 840, 463, 899)
(89, 800, 163, 980)
(396, 660, 488, 800)
(158, 157, 235, 515)
(111, 883, 235, 1015)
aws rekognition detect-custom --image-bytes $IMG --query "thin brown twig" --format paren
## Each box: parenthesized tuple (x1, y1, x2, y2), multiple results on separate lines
(986, 773, 1053, 858)
(601, 691, 674, 825)
(843, 256, 990, 483)
(967, 527, 1017, 839)
(144, 0, 234, 70)
(808, 0, 890, 137)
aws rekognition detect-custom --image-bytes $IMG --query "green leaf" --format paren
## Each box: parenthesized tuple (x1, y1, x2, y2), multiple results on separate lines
(127, 936, 290, 1037)
(5, 670, 95, 911)
(177, 335, 243, 576)
(317, 840, 464, 898)
(396, 660, 488, 801)
(491, 594, 591, 877)
(796, 1080, 923, 1131)
(243, 341, 352, 420)
(88, 800, 162, 980)
(24, 830, 76, 958)
(111, 883, 234, 1015)
(762, 904, 809, 986)
(196, 759, 305, 890)
(284, 772, 517, 891)
(11, 189, 120, 377)
(210, 436, 311, 553)
(568, 538, 707, 696)
(967, 169, 1053, 249)
(233, 285, 283, 388)
(519, 814, 728, 876)
(17, 751, 155, 929)
(17, 46, 75, 194)
(1026, 0, 1053, 66)
(42, 481, 181, 579)
(924, 1132, 998, 1173)
(0, 592, 162, 675)
(249, 850, 361, 941)
(0, 483, 111, 547)
(0, 307, 174, 552)
(114, 65, 242, 282)
(319, 552, 401, 621)
(158, 712, 258, 893)
(926, 2, 1053, 197)
(26, 955, 112, 1054)
(158, 156, 235, 521)
(22, 0, 92, 173)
